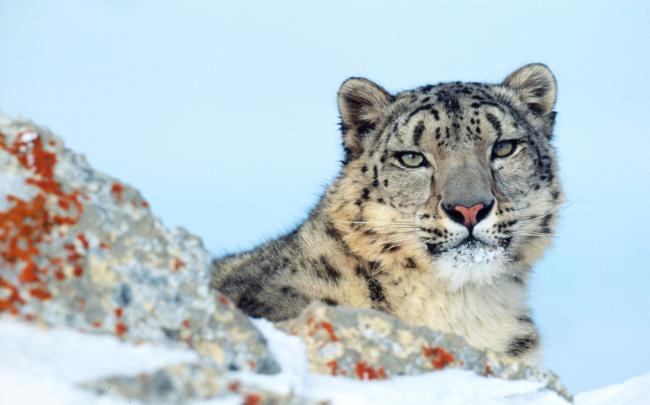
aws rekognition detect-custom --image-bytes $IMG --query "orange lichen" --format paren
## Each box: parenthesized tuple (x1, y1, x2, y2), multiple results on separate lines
(54, 269, 66, 281)
(91, 321, 103, 328)
(72, 265, 83, 277)
(76, 233, 89, 250)
(218, 294, 229, 305)
(0, 131, 83, 314)
(227, 381, 241, 393)
(172, 258, 185, 270)
(115, 322, 128, 337)
(141, 200, 149, 209)
(29, 288, 52, 300)
(182, 319, 190, 328)
(18, 262, 39, 283)
(422, 346, 455, 369)
(110, 182, 124, 202)
(326, 359, 338, 376)
(354, 362, 386, 380)
(243, 394, 261, 405)
(310, 320, 339, 342)
(114, 307, 123, 318)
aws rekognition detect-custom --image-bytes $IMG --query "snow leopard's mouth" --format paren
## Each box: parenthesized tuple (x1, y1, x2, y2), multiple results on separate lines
(425, 237, 506, 264)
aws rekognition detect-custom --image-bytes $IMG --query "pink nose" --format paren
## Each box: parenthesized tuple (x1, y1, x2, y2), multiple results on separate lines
(452, 203, 485, 227)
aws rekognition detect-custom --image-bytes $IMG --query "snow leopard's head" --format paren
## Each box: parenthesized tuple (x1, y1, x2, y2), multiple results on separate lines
(328, 64, 563, 289)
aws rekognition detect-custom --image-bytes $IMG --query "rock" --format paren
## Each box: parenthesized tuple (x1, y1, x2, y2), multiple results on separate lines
(82, 363, 313, 405)
(279, 302, 572, 401)
(0, 115, 278, 397)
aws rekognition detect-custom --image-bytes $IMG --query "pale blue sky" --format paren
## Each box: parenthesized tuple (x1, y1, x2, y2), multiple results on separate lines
(1, 0, 649, 393)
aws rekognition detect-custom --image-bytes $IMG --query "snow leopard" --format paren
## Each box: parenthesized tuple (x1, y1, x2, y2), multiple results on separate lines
(211, 64, 562, 362)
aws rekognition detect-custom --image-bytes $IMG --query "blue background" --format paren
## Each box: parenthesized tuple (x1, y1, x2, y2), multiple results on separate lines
(1, 0, 648, 393)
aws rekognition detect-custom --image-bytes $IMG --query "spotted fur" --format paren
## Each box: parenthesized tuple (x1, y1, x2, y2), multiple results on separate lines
(211, 64, 562, 363)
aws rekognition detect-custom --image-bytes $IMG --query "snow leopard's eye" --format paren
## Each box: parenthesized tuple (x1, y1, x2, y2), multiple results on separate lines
(492, 140, 519, 159)
(395, 151, 428, 168)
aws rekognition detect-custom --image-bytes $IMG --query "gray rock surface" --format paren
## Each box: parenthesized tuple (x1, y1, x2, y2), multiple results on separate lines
(280, 302, 572, 401)
(0, 114, 571, 403)
(0, 115, 279, 401)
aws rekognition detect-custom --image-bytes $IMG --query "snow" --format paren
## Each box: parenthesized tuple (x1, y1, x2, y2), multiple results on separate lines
(575, 372, 650, 405)
(1, 316, 648, 405)
(0, 318, 197, 405)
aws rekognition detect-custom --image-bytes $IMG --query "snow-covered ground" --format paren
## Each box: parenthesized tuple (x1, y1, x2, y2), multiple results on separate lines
(2, 318, 647, 404)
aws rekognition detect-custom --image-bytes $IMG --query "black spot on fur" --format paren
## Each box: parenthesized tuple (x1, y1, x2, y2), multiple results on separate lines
(517, 315, 534, 324)
(540, 213, 553, 234)
(485, 113, 502, 136)
(355, 264, 388, 305)
(238, 293, 274, 318)
(324, 221, 343, 242)
(372, 166, 379, 187)
(343, 146, 353, 165)
(367, 278, 386, 303)
(322, 298, 339, 306)
(407, 104, 434, 122)
(405, 257, 417, 269)
(413, 120, 425, 146)
(280, 285, 301, 298)
(317, 256, 341, 283)
(506, 334, 539, 357)
(437, 91, 460, 113)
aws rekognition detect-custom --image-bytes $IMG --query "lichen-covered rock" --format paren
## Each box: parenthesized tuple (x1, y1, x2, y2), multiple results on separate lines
(279, 303, 572, 401)
(82, 363, 313, 405)
(0, 115, 277, 378)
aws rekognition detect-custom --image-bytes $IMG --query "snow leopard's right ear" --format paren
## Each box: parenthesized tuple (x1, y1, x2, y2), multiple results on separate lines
(338, 78, 393, 163)
(503, 64, 557, 117)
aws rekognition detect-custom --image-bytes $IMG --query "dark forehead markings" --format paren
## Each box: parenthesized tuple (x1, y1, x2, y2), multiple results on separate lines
(413, 120, 425, 146)
(435, 90, 460, 113)
(406, 104, 434, 122)
(485, 113, 502, 137)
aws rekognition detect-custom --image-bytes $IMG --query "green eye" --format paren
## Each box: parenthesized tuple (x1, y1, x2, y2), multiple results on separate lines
(492, 140, 519, 158)
(395, 151, 427, 168)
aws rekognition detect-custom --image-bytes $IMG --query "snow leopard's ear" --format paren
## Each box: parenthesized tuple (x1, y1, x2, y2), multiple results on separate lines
(503, 64, 557, 117)
(338, 78, 393, 163)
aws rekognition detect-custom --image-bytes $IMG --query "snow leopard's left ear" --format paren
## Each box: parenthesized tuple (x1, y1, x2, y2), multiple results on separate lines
(503, 64, 557, 117)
